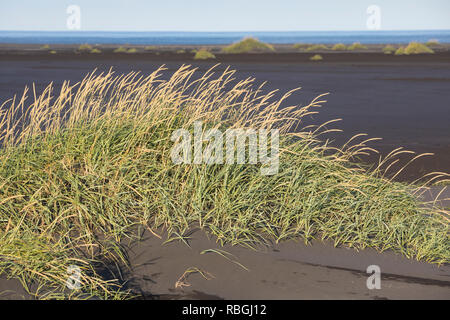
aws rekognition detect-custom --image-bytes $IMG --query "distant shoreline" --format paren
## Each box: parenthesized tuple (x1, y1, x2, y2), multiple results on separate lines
(1, 43, 449, 64)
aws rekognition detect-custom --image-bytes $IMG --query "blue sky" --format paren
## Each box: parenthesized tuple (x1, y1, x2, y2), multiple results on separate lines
(0, 0, 449, 31)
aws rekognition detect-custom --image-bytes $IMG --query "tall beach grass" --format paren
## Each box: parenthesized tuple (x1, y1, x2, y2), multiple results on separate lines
(0, 65, 448, 299)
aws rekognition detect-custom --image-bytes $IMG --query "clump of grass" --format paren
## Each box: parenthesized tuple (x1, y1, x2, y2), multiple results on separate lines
(113, 47, 137, 54)
(90, 48, 101, 54)
(49, 50, 57, 54)
(0, 66, 448, 299)
(426, 39, 439, 46)
(309, 54, 323, 61)
(78, 44, 93, 52)
(305, 44, 328, 52)
(404, 42, 434, 54)
(395, 47, 406, 55)
(347, 42, 368, 51)
(144, 46, 157, 51)
(332, 43, 347, 51)
(222, 37, 275, 53)
(194, 49, 216, 60)
(40, 44, 50, 50)
(382, 45, 396, 54)
(395, 42, 434, 55)
(293, 43, 310, 51)
(176, 49, 186, 54)
(113, 46, 128, 53)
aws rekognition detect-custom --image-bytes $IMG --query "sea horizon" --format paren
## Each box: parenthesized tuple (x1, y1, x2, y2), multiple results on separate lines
(1, 30, 450, 45)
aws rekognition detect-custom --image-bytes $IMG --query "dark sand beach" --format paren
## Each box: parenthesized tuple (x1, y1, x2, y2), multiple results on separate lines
(0, 44, 449, 299)
(2, 229, 449, 300)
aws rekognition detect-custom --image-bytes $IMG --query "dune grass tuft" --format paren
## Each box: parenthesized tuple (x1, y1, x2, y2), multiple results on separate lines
(383, 45, 396, 54)
(293, 43, 310, 51)
(332, 43, 347, 51)
(305, 44, 328, 52)
(78, 44, 93, 52)
(113, 46, 128, 53)
(404, 42, 434, 54)
(309, 54, 323, 61)
(194, 49, 216, 60)
(395, 47, 406, 55)
(395, 42, 434, 55)
(222, 37, 275, 53)
(347, 42, 368, 51)
(0, 65, 448, 299)
(426, 39, 439, 47)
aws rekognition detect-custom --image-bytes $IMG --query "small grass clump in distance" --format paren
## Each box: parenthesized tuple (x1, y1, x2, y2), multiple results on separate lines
(90, 48, 101, 54)
(309, 54, 323, 61)
(0, 66, 448, 299)
(395, 42, 434, 55)
(404, 42, 434, 54)
(347, 42, 368, 51)
(194, 49, 216, 60)
(382, 45, 396, 54)
(222, 37, 275, 53)
(293, 43, 310, 51)
(78, 44, 93, 52)
(305, 44, 328, 52)
(332, 43, 347, 51)
(426, 39, 439, 47)
(113, 46, 128, 53)
(395, 47, 406, 55)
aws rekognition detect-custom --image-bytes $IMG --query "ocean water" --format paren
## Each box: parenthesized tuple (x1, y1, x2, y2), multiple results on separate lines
(0, 30, 449, 45)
